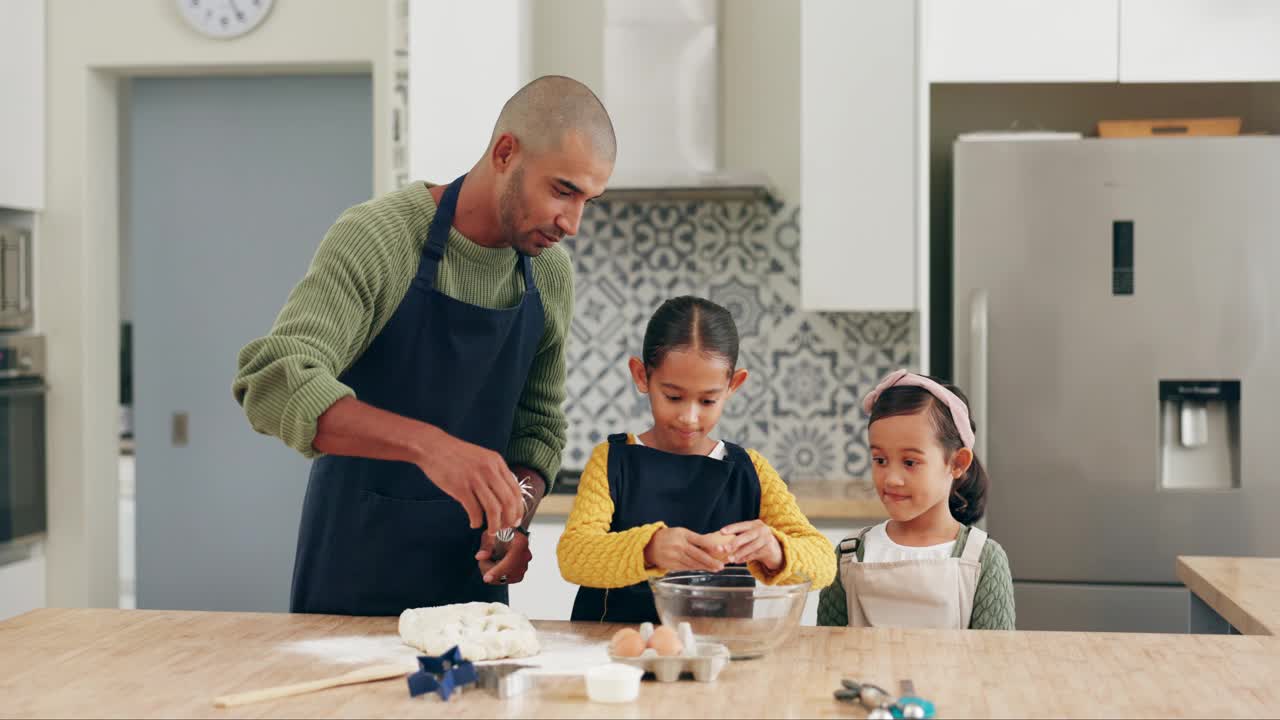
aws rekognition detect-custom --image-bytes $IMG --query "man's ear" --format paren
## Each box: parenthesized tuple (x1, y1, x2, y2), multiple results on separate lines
(491, 132, 519, 171)
(628, 356, 649, 393)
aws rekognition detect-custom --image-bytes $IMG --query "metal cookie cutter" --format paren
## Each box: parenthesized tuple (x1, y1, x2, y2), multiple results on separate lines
(473, 662, 578, 700)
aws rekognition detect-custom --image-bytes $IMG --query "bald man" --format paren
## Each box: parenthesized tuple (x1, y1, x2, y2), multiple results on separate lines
(233, 76, 615, 615)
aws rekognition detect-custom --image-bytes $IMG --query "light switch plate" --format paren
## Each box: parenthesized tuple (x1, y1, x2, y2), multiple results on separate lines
(171, 412, 189, 447)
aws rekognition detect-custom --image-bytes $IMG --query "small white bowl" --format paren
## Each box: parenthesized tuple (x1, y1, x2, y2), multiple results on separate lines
(584, 663, 645, 703)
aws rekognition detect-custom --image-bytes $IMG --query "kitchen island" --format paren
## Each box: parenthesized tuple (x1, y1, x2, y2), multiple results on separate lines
(1178, 555, 1280, 636)
(3, 608, 1280, 718)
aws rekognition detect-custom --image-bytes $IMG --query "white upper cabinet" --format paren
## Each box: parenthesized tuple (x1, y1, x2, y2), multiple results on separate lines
(1120, 0, 1280, 82)
(408, 0, 530, 183)
(801, 0, 917, 312)
(0, 0, 45, 210)
(924, 0, 1120, 83)
(924, 0, 1280, 84)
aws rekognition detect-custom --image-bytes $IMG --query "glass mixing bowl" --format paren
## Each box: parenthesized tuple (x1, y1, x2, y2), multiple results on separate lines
(649, 567, 811, 659)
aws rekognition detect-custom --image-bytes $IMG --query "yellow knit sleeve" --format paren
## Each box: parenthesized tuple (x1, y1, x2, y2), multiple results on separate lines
(556, 440, 668, 589)
(745, 449, 837, 589)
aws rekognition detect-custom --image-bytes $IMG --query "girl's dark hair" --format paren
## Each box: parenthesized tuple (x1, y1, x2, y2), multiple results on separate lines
(868, 376, 988, 525)
(642, 296, 739, 373)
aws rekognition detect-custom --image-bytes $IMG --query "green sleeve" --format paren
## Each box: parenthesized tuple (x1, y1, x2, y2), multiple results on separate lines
(504, 249, 574, 489)
(231, 206, 415, 457)
(816, 552, 849, 626)
(969, 538, 1016, 630)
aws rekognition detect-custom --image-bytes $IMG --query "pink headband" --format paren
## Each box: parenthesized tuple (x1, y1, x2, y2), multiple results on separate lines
(861, 369, 976, 450)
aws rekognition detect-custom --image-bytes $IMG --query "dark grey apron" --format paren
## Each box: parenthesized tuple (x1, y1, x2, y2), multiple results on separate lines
(290, 175, 544, 615)
(570, 434, 762, 623)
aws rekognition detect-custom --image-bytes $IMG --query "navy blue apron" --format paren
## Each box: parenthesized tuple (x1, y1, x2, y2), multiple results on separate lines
(570, 434, 762, 623)
(290, 175, 545, 616)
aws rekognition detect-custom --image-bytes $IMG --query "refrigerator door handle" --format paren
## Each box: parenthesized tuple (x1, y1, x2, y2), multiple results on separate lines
(969, 289, 988, 463)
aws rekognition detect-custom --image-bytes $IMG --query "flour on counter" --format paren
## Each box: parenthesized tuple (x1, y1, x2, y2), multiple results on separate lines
(279, 634, 419, 670)
(277, 623, 607, 671)
(472, 630, 608, 671)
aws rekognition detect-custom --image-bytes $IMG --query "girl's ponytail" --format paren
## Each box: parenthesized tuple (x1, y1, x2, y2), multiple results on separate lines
(949, 453, 988, 525)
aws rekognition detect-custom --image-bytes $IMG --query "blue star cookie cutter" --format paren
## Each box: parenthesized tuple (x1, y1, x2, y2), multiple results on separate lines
(407, 645, 477, 701)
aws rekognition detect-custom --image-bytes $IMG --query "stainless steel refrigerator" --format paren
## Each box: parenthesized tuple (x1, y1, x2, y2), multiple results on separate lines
(952, 137, 1280, 633)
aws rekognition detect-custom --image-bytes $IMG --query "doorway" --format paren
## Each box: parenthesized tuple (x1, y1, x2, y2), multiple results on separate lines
(122, 74, 372, 611)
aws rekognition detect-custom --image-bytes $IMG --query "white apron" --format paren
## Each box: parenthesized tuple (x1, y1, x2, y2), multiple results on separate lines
(838, 525, 987, 629)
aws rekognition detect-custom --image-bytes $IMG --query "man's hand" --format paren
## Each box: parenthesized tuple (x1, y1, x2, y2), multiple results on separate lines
(477, 531, 532, 585)
(719, 520, 784, 571)
(312, 397, 524, 534)
(414, 426, 525, 534)
(643, 527, 725, 573)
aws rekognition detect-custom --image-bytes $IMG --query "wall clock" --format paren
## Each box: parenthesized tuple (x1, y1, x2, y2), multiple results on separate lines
(176, 0, 274, 39)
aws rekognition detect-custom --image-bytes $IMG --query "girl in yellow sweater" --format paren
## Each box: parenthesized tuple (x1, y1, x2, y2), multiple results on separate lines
(557, 296, 835, 622)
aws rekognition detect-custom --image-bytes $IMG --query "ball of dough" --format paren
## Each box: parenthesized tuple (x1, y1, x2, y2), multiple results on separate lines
(609, 628, 646, 657)
(646, 625, 684, 656)
(398, 602, 540, 661)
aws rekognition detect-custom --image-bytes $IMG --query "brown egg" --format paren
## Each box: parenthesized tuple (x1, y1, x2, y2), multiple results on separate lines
(647, 624, 684, 656)
(609, 627, 646, 657)
(709, 531, 735, 560)
(716, 530, 737, 558)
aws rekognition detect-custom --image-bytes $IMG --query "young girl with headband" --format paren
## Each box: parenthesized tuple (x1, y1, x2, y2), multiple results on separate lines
(817, 369, 1015, 629)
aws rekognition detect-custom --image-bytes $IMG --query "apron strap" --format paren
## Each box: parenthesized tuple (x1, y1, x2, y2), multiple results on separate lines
(518, 252, 536, 294)
(604, 433, 629, 506)
(417, 174, 467, 289)
(837, 526, 873, 562)
(960, 526, 988, 563)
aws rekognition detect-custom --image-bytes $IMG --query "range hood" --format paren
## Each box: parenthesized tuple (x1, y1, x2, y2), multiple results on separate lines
(598, 0, 776, 204)
(599, 170, 777, 203)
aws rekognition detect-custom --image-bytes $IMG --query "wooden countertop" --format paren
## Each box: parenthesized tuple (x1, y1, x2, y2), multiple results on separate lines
(540, 480, 889, 521)
(1177, 556, 1280, 636)
(5, 608, 1280, 718)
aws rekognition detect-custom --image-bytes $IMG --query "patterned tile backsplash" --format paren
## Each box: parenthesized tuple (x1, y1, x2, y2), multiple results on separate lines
(560, 199, 916, 489)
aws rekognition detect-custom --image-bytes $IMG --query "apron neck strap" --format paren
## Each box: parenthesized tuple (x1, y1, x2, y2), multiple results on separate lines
(426, 175, 466, 261)
(838, 526, 873, 562)
(422, 174, 539, 296)
(518, 252, 536, 294)
(960, 526, 988, 563)
(418, 174, 467, 289)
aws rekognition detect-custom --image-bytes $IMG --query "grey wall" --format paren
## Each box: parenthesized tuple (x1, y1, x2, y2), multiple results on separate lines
(130, 75, 372, 611)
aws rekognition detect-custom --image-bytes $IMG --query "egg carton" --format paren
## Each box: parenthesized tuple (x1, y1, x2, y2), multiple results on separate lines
(608, 622, 731, 683)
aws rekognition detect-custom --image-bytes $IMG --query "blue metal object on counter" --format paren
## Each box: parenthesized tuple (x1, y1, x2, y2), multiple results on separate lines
(408, 645, 477, 700)
(891, 696, 936, 719)
(834, 679, 936, 719)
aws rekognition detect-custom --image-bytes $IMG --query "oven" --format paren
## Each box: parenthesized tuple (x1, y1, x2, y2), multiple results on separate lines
(0, 333, 46, 546)
(0, 225, 34, 331)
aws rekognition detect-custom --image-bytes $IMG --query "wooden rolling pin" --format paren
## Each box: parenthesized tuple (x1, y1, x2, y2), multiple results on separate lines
(213, 663, 408, 708)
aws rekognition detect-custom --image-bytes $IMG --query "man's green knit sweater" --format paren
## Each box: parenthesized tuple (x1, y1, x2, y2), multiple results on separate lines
(232, 182, 573, 486)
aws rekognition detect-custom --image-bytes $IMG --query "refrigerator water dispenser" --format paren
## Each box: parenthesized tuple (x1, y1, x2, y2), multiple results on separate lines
(1159, 380, 1240, 491)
